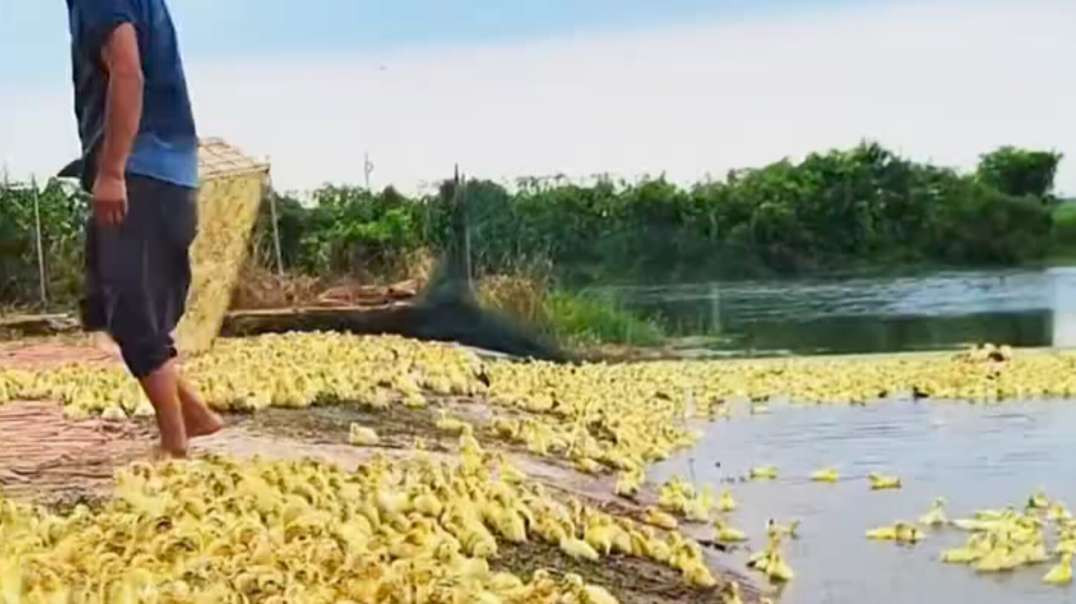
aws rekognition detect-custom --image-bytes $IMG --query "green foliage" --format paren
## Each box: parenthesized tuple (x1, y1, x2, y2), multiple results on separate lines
(0, 179, 87, 308)
(543, 290, 665, 347)
(0, 142, 1067, 313)
(976, 146, 1064, 198)
(477, 273, 664, 346)
(1050, 202, 1076, 259)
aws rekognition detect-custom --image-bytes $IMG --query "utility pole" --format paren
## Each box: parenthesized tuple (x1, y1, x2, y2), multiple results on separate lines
(453, 165, 473, 291)
(31, 175, 48, 308)
(363, 152, 374, 190)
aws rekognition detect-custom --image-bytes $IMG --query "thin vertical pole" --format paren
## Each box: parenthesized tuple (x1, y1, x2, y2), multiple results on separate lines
(459, 170, 472, 290)
(32, 176, 48, 308)
(267, 184, 285, 278)
(364, 153, 374, 191)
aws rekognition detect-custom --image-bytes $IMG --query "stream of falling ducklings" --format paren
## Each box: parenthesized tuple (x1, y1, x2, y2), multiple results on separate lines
(2, 334, 1076, 602)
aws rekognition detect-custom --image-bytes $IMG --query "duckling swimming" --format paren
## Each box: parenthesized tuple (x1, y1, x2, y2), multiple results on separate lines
(919, 498, 948, 527)
(810, 467, 839, 483)
(1028, 489, 1050, 510)
(717, 489, 737, 513)
(713, 519, 747, 544)
(868, 472, 901, 490)
(749, 466, 778, 480)
(767, 518, 800, 540)
(1043, 553, 1073, 585)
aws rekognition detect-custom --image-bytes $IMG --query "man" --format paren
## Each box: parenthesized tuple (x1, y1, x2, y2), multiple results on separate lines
(66, 0, 221, 457)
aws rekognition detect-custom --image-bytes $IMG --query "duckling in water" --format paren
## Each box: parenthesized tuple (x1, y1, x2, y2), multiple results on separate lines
(868, 472, 901, 490)
(767, 518, 800, 540)
(1028, 489, 1050, 511)
(1047, 502, 1072, 522)
(717, 489, 737, 513)
(919, 498, 948, 527)
(975, 543, 1020, 573)
(1043, 553, 1073, 585)
(713, 519, 747, 544)
(810, 467, 839, 483)
(749, 466, 778, 480)
(942, 536, 989, 564)
(765, 549, 795, 583)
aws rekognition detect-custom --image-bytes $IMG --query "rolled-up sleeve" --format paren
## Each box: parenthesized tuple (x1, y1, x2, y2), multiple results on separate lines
(77, 0, 138, 60)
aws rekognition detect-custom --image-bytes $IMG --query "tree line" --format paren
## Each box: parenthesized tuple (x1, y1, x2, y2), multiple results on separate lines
(0, 142, 1066, 310)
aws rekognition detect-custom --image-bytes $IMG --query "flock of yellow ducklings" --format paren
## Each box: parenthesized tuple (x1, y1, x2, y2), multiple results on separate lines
(864, 490, 1074, 585)
(1, 437, 727, 603)
(2, 334, 1076, 601)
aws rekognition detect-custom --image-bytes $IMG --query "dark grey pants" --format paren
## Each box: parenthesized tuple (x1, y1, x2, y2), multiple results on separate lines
(83, 175, 198, 378)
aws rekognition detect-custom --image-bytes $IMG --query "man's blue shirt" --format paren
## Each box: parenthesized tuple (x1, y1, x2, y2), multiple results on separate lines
(67, 0, 198, 189)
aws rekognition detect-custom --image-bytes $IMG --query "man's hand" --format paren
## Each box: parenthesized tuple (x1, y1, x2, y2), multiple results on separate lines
(93, 172, 128, 226)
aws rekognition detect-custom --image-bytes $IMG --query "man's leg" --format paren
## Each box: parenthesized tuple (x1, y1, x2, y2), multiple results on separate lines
(139, 360, 189, 456)
(178, 375, 223, 437)
(95, 176, 192, 458)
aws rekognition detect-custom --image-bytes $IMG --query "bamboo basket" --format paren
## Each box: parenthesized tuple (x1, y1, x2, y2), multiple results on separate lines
(173, 138, 270, 354)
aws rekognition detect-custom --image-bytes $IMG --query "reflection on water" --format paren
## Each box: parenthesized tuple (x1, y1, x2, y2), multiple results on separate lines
(592, 267, 1076, 356)
(650, 400, 1076, 604)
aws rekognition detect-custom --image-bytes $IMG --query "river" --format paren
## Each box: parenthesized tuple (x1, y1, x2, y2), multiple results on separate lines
(613, 267, 1076, 602)
(591, 267, 1076, 357)
(649, 399, 1076, 603)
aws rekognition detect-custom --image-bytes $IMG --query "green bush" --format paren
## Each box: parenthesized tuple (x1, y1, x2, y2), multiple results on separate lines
(0, 142, 1066, 311)
(1051, 203, 1076, 257)
(544, 290, 664, 347)
(0, 179, 87, 309)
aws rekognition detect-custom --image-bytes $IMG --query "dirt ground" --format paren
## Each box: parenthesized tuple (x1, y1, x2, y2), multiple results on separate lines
(0, 337, 767, 603)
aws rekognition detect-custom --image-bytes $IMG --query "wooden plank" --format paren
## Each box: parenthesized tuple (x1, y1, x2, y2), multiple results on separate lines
(0, 313, 79, 337)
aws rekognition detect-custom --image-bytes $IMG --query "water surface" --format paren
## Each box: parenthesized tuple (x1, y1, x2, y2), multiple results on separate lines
(650, 400, 1076, 603)
(593, 267, 1076, 357)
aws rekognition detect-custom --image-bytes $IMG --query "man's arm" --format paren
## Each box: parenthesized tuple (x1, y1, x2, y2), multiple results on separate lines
(94, 22, 143, 226)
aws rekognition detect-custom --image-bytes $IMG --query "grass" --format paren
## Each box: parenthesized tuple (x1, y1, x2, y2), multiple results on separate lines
(544, 291, 664, 347)
(478, 273, 665, 348)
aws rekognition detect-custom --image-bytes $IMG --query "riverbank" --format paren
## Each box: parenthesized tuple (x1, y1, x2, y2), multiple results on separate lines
(5, 331, 1076, 600)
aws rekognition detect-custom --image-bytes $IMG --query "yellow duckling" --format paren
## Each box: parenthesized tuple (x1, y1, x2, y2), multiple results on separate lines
(434, 410, 472, 435)
(975, 544, 1020, 573)
(942, 543, 986, 564)
(866, 521, 923, 544)
(765, 549, 795, 583)
(1015, 539, 1050, 565)
(559, 536, 600, 561)
(644, 507, 679, 530)
(895, 523, 925, 544)
(719, 580, 744, 604)
(866, 524, 898, 541)
(868, 472, 901, 490)
(717, 489, 737, 513)
(1043, 553, 1073, 585)
(1028, 489, 1050, 510)
(1047, 502, 1072, 522)
(810, 467, 839, 483)
(749, 465, 778, 480)
(614, 469, 643, 497)
(347, 423, 380, 446)
(582, 584, 619, 604)
(919, 497, 948, 527)
(767, 518, 800, 540)
(713, 518, 748, 544)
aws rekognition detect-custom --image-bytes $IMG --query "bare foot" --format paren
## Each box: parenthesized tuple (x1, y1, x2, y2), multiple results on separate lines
(148, 443, 188, 461)
(186, 411, 224, 439)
